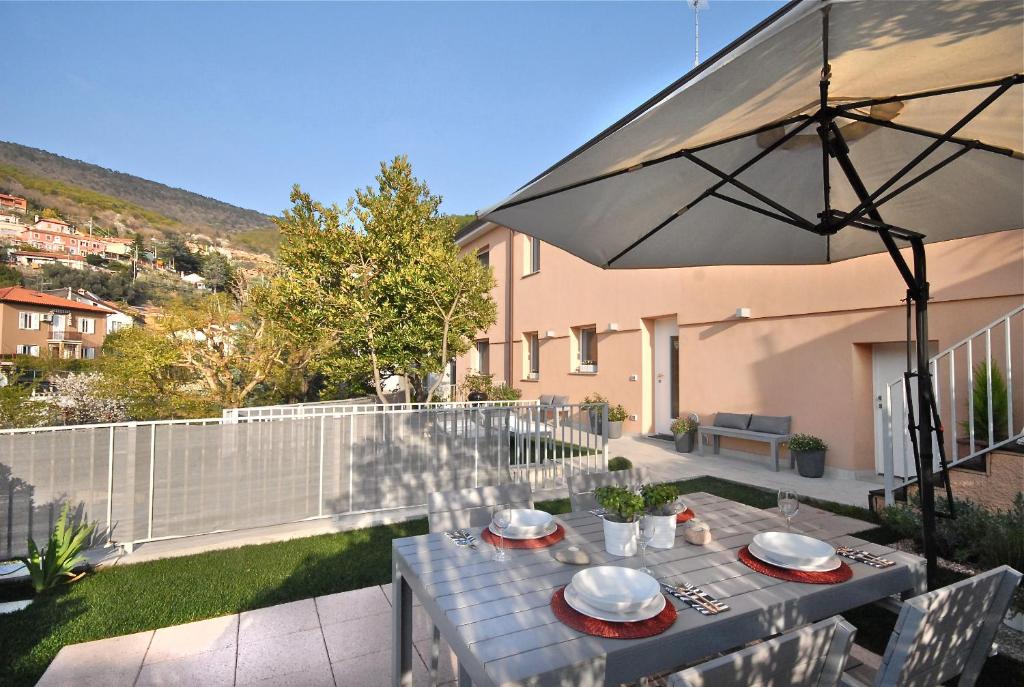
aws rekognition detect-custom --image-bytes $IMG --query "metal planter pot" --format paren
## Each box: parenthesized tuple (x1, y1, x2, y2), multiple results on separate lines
(602, 518, 638, 556)
(674, 431, 696, 453)
(588, 408, 604, 435)
(794, 449, 827, 478)
(607, 421, 623, 439)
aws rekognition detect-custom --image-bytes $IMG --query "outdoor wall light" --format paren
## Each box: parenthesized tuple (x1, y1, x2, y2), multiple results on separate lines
(735, 307, 751, 319)
(544, 330, 556, 338)
(607, 322, 619, 331)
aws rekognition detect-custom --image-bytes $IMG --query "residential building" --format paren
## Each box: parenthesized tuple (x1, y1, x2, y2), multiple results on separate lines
(455, 222, 1023, 480)
(44, 287, 139, 334)
(10, 250, 88, 270)
(19, 220, 107, 257)
(181, 272, 207, 289)
(0, 286, 110, 359)
(0, 214, 25, 243)
(102, 236, 135, 259)
(0, 193, 27, 213)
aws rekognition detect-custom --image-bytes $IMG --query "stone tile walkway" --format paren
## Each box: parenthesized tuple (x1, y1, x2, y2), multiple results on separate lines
(37, 584, 453, 687)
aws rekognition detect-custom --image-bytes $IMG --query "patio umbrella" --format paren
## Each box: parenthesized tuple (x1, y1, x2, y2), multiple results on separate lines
(480, 0, 1023, 587)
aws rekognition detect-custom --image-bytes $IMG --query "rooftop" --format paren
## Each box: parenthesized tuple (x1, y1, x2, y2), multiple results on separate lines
(0, 285, 111, 313)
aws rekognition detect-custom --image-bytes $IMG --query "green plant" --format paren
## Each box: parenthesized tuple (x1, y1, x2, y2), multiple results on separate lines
(671, 416, 698, 435)
(641, 482, 680, 515)
(594, 485, 644, 523)
(581, 392, 608, 406)
(608, 404, 628, 422)
(961, 362, 1009, 441)
(608, 456, 633, 471)
(789, 433, 828, 452)
(488, 383, 522, 401)
(18, 503, 94, 594)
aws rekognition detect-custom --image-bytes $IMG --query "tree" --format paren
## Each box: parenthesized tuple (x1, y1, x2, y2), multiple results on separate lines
(159, 232, 201, 274)
(201, 251, 235, 292)
(274, 156, 496, 403)
(40, 208, 64, 221)
(0, 384, 52, 429)
(0, 264, 22, 287)
(45, 373, 128, 425)
(33, 264, 147, 304)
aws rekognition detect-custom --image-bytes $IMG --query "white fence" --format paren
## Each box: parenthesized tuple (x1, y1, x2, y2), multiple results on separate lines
(880, 303, 1024, 505)
(0, 402, 607, 557)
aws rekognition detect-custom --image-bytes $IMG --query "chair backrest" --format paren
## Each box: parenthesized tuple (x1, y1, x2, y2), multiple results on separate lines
(871, 565, 1022, 687)
(427, 484, 535, 533)
(668, 615, 856, 687)
(567, 468, 650, 512)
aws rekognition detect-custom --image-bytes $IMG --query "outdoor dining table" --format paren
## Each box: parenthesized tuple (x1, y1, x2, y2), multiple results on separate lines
(391, 491, 926, 687)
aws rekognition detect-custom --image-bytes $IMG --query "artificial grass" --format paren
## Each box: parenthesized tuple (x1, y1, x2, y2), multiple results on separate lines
(0, 476, 1014, 686)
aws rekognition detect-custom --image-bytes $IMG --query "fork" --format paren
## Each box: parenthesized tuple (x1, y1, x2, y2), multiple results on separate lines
(588, 508, 608, 518)
(836, 546, 895, 568)
(661, 583, 727, 615)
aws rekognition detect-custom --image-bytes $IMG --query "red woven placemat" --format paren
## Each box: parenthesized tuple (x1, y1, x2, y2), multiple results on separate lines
(480, 524, 565, 549)
(738, 546, 853, 584)
(676, 508, 696, 523)
(551, 587, 677, 639)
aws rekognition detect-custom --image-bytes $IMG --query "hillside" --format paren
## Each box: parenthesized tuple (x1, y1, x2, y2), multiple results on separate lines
(0, 141, 277, 251)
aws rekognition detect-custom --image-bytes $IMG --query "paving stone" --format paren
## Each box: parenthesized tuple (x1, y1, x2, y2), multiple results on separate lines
(321, 610, 393, 663)
(146, 614, 238, 663)
(239, 598, 319, 642)
(237, 627, 331, 684)
(239, 664, 337, 687)
(414, 636, 458, 685)
(331, 646, 449, 687)
(136, 646, 235, 687)
(316, 586, 391, 626)
(36, 630, 152, 687)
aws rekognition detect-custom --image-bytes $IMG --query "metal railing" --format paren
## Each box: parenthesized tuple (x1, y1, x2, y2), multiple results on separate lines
(223, 398, 540, 421)
(0, 402, 606, 557)
(881, 303, 1024, 505)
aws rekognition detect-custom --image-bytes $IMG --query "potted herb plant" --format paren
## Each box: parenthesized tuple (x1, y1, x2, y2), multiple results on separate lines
(789, 433, 828, 478)
(671, 416, 698, 453)
(582, 392, 608, 435)
(578, 360, 597, 374)
(607, 404, 628, 438)
(641, 482, 680, 548)
(594, 485, 644, 556)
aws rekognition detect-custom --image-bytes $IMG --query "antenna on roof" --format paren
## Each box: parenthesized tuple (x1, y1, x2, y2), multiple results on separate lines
(690, 0, 709, 68)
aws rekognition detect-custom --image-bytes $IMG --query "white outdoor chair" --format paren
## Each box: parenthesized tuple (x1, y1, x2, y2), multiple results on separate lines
(567, 467, 650, 512)
(424, 483, 535, 686)
(841, 565, 1022, 687)
(668, 615, 857, 687)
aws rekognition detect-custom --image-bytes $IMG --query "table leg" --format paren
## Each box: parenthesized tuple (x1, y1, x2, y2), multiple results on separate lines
(392, 559, 414, 687)
(458, 662, 472, 687)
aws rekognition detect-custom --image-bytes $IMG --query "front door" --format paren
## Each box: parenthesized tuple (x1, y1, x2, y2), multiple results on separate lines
(654, 317, 679, 435)
(872, 342, 938, 478)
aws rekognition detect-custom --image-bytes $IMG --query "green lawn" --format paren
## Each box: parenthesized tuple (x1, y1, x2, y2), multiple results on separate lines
(0, 476, 1018, 687)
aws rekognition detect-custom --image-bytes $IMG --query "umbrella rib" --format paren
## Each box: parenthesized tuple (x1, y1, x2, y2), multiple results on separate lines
(833, 74, 1023, 112)
(834, 109, 1022, 159)
(490, 115, 812, 214)
(708, 192, 809, 229)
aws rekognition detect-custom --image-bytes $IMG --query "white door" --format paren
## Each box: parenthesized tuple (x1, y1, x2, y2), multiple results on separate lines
(654, 317, 678, 435)
(872, 342, 938, 478)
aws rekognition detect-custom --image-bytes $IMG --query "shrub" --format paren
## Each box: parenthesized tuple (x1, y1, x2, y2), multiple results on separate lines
(608, 456, 633, 471)
(19, 503, 94, 593)
(641, 482, 680, 515)
(789, 433, 828, 452)
(608, 404, 628, 422)
(594, 485, 644, 522)
(962, 362, 1009, 441)
(488, 383, 522, 401)
(671, 416, 698, 435)
(582, 392, 608, 406)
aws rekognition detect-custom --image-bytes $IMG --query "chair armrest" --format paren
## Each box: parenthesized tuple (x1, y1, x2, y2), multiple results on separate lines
(840, 674, 872, 687)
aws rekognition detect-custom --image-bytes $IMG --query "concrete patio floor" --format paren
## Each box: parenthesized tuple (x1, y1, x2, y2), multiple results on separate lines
(37, 583, 454, 687)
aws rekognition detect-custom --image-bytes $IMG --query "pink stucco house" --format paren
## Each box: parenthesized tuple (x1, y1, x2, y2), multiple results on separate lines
(454, 222, 1023, 480)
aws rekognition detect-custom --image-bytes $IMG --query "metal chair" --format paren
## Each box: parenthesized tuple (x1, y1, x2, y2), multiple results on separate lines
(841, 565, 1022, 687)
(668, 616, 857, 687)
(567, 467, 650, 512)
(423, 483, 535, 686)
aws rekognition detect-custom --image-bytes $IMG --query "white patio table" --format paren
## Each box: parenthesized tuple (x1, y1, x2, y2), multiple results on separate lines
(391, 492, 926, 687)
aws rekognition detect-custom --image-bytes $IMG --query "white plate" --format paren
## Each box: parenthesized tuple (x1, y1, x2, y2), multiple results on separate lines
(563, 583, 666, 623)
(751, 532, 836, 569)
(493, 509, 554, 538)
(748, 540, 842, 572)
(488, 520, 557, 540)
(569, 566, 661, 614)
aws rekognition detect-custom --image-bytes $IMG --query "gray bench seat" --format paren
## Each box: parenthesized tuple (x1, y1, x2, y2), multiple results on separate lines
(700, 412, 793, 471)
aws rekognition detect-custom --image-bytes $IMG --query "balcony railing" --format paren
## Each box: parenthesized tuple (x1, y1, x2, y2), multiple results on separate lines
(47, 328, 83, 342)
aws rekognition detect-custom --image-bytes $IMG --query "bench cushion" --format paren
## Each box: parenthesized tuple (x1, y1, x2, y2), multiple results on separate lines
(714, 412, 751, 430)
(539, 395, 554, 406)
(749, 414, 792, 435)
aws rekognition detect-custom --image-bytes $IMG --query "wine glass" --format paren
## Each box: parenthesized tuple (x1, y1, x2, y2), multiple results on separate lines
(778, 490, 800, 532)
(637, 516, 655, 575)
(492, 505, 511, 562)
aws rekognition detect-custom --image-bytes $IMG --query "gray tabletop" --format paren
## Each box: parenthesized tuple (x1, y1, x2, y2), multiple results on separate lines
(391, 492, 926, 687)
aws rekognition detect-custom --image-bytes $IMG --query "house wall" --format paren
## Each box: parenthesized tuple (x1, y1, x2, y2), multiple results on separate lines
(0, 303, 108, 357)
(456, 226, 1024, 476)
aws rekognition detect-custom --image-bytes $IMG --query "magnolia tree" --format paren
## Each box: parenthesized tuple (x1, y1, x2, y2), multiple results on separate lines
(273, 156, 496, 403)
(47, 373, 128, 425)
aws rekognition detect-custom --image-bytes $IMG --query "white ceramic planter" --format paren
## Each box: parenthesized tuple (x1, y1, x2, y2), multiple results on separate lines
(1005, 608, 1024, 632)
(603, 518, 639, 557)
(644, 514, 677, 549)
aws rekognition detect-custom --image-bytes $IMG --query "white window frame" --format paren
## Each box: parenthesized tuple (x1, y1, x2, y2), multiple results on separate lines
(18, 312, 39, 330)
(524, 332, 540, 379)
(574, 325, 598, 373)
(83, 347, 96, 359)
(474, 339, 490, 375)
(79, 317, 95, 334)
(524, 236, 541, 275)
(16, 344, 40, 356)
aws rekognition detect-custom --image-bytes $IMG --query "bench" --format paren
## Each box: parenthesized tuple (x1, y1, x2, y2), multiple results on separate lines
(699, 412, 793, 471)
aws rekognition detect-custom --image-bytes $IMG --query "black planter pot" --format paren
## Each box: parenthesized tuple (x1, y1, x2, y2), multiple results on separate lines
(467, 390, 487, 404)
(674, 431, 696, 453)
(588, 408, 604, 435)
(794, 449, 826, 478)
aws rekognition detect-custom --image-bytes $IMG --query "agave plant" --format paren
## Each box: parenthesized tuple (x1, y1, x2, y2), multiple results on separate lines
(19, 503, 94, 593)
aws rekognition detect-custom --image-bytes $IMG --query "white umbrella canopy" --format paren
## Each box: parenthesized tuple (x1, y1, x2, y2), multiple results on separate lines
(481, 0, 1023, 269)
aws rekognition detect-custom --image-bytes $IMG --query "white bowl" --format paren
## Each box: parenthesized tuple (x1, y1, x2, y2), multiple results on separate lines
(569, 566, 660, 614)
(747, 541, 843, 572)
(493, 509, 553, 538)
(563, 583, 666, 623)
(751, 532, 836, 569)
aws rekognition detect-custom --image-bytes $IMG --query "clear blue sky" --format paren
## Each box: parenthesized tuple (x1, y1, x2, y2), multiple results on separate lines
(4, 1, 785, 217)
